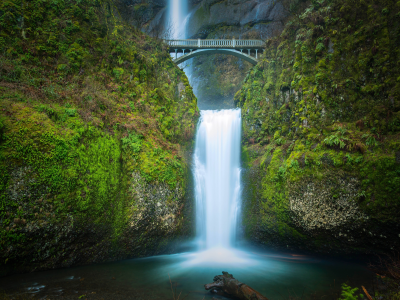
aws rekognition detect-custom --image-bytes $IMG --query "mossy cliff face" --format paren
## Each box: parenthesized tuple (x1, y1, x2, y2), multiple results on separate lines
(0, 0, 199, 274)
(238, 0, 400, 254)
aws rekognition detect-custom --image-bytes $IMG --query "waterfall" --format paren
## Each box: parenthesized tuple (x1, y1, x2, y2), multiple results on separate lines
(165, 0, 194, 92)
(167, 0, 188, 39)
(165, 0, 242, 253)
(193, 109, 242, 250)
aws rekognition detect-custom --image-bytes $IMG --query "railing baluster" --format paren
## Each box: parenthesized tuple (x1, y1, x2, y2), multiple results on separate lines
(166, 38, 265, 56)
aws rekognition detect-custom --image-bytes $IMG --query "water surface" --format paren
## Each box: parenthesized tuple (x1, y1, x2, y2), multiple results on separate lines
(0, 247, 373, 299)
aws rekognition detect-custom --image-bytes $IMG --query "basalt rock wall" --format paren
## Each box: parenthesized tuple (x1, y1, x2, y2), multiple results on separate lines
(0, 0, 198, 275)
(238, 0, 400, 254)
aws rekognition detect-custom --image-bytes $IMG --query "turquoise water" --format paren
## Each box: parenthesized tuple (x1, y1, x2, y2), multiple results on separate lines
(0, 247, 373, 299)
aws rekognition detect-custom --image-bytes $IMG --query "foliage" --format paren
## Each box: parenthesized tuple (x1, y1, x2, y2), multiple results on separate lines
(238, 0, 400, 253)
(122, 131, 143, 155)
(338, 284, 364, 300)
(0, 0, 199, 270)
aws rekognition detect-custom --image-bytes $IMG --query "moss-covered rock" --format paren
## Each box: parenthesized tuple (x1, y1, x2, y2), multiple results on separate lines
(0, 0, 199, 274)
(238, 0, 400, 254)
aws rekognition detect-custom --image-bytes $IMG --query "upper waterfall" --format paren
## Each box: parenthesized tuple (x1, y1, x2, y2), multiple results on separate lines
(167, 0, 188, 39)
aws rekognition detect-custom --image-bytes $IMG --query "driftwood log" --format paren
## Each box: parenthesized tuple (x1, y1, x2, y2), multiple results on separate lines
(205, 271, 269, 300)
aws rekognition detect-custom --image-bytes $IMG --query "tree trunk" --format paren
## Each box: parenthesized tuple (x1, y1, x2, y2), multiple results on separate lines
(204, 272, 270, 300)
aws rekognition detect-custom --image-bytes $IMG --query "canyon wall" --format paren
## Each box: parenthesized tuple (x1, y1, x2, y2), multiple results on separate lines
(238, 0, 400, 254)
(0, 0, 198, 274)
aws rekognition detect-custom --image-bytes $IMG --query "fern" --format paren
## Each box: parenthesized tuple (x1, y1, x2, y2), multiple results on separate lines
(122, 132, 143, 154)
(366, 136, 378, 147)
(338, 283, 364, 300)
(323, 134, 347, 148)
(324, 126, 350, 149)
(275, 137, 285, 145)
(362, 133, 379, 147)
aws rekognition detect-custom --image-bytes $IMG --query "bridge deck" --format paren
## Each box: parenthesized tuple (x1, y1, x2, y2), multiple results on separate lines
(165, 39, 265, 50)
(165, 39, 265, 65)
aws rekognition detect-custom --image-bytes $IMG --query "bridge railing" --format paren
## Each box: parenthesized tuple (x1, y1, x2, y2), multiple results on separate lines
(165, 39, 265, 48)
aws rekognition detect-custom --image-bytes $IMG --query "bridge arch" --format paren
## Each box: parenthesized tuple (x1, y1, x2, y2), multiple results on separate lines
(174, 49, 258, 65)
(165, 39, 265, 66)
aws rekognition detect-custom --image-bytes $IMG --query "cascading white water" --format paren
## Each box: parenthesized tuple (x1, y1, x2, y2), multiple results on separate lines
(193, 109, 242, 250)
(165, 0, 242, 253)
(166, 0, 195, 95)
(167, 0, 188, 39)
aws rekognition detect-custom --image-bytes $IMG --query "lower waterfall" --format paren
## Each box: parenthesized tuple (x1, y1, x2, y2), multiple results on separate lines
(193, 109, 242, 250)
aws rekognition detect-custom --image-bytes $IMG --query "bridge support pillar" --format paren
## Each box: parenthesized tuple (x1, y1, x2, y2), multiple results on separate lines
(175, 49, 177, 59)
(190, 49, 193, 53)
(183, 49, 185, 55)
(240, 49, 243, 53)
(248, 49, 250, 56)
(255, 49, 258, 59)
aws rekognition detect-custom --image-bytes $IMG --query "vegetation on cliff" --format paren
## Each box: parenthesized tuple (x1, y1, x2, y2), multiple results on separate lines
(0, 0, 198, 273)
(237, 0, 400, 254)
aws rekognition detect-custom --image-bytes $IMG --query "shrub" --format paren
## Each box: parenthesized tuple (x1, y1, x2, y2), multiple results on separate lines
(112, 67, 124, 80)
(338, 283, 364, 300)
(122, 132, 143, 155)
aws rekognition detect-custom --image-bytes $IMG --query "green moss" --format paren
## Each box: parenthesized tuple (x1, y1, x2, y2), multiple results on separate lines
(0, 0, 199, 271)
(239, 0, 400, 252)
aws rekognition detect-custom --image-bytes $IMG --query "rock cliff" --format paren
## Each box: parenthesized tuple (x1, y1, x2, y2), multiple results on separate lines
(0, 0, 199, 274)
(237, 0, 400, 254)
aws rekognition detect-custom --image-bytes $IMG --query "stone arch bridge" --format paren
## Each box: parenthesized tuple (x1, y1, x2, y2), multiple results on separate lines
(165, 39, 265, 66)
